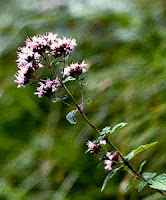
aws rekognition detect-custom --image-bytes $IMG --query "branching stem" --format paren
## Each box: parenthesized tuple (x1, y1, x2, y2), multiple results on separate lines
(52, 59, 166, 196)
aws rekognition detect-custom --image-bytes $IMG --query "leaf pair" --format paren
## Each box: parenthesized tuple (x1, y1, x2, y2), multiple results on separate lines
(137, 173, 166, 192)
(145, 173, 166, 191)
(101, 122, 127, 136)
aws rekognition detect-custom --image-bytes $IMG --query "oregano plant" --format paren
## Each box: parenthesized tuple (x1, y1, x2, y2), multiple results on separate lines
(15, 32, 166, 196)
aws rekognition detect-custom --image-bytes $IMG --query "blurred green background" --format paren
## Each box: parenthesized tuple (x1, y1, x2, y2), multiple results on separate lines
(0, 0, 166, 199)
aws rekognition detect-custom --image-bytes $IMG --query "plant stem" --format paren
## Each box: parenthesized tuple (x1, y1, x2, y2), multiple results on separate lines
(55, 60, 165, 196)
(60, 82, 166, 196)
(78, 78, 84, 110)
(60, 80, 100, 133)
(60, 81, 142, 179)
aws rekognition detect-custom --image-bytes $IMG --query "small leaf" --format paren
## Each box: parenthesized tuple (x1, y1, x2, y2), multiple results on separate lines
(66, 110, 77, 124)
(125, 183, 131, 192)
(55, 61, 62, 65)
(137, 182, 147, 192)
(85, 98, 93, 105)
(125, 177, 137, 192)
(94, 135, 106, 143)
(101, 168, 118, 191)
(62, 95, 68, 100)
(110, 122, 127, 134)
(62, 76, 76, 83)
(52, 95, 68, 103)
(85, 149, 91, 154)
(148, 173, 166, 191)
(97, 161, 103, 169)
(101, 126, 111, 135)
(52, 98, 61, 103)
(124, 142, 158, 161)
(143, 172, 157, 180)
(138, 160, 146, 173)
(81, 80, 87, 86)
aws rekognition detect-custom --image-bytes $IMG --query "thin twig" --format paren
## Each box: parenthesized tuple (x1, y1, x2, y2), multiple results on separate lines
(78, 78, 84, 111)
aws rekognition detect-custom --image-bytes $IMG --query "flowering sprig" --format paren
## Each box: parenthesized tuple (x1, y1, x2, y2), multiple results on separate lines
(34, 78, 60, 98)
(15, 33, 166, 196)
(15, 33, 76, 88)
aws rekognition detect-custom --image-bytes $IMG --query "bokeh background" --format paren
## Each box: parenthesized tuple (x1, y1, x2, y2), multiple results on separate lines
(0, 0, 166, 199)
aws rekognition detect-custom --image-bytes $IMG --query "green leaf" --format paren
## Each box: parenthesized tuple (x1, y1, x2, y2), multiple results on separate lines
(137, 181, 147, 192)
(81, 80, 87, 86)
(94, 135, 106, 143)
(85, 148, 91, 154)
(62, 76, 76, 83)
(100, 123, 127, 136)
(124, 142, 158, 161)
(148, 173, 166, 191)
(62, 95, 68, 100)
(52, 95, 68, 103)
(138, 160, 146, 173)
(125, 177, 137, 192)
(101, 126, 111, 135)
(110, 122, 127, 134)
(101, 168, 118, 191)
(85, 98, 93, 105)
(66, 110, 77, 124)
(52, 98, 61, 103)
(125, 183, 131, 192)
(143, 172, 157, 180)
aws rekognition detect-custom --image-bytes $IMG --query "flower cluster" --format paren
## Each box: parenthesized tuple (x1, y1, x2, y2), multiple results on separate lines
(86, 140, 106, 154)
(63, 61, 87, 78)
(104, 152, 119, 171)
(34, 78, 60, 98)
(15, 33, 77, 88)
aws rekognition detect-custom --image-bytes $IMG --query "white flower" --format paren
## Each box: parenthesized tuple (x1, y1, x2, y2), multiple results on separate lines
(100, 140, 106, 145)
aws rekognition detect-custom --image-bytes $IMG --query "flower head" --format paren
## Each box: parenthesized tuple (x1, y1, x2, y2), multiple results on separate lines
(104, 160, 113, 171)
(63, 61, 87, 78)
(34, 78, 60, 98)
(50, 36, 77, 58)
(15, 33, 77, 88)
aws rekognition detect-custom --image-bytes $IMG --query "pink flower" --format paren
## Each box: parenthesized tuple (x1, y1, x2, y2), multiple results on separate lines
(63, 61, 87, 78)
(50, 36, 77, 58)
(14, 64, 34, 88)
(86, 140, 96, 149)
(86, 140, 100, 154)
(34, 78, 60, 98)
(86, 139, 106, 154)
(104, 160, 113, 171)
(15, 33, 77, 88)
(104, 152, 119, 171)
